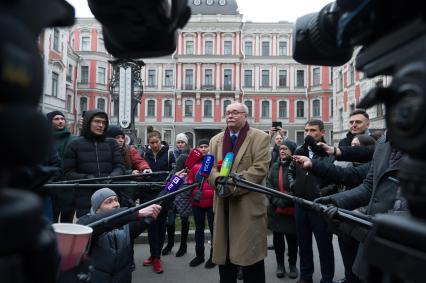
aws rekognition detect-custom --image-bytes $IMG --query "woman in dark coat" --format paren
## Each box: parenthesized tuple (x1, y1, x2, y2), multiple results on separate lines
(266, 140, 299, 279)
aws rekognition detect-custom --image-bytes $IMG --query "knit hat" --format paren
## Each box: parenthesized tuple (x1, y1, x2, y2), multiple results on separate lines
(46, 111, 65, 122)
(176, 133, 188, 144)
(281, 140, 297, 155)
(198, 139, 210, 147)
(106, 125, 125, 138)
(90, 188, 117, 213)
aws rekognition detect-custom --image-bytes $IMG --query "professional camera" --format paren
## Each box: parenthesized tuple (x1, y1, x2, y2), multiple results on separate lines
(293, 1, 426, 282)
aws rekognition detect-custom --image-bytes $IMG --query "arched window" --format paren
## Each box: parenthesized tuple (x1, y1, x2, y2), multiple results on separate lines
(223, 99, 232, 116)
(296, 101, 305, 118)
(184, 99, 193, 117)
(80, 97, 88, 113)
(278, 101, 287, 118)
(313, 99, 321, 117)
(97, 98, 105, 111)
(261, 100, 270, 118)
(204, 100, 212, 117)
(147, 100, 156, 117)
(244, 100, 253, 117)
(164, 100, 172, 117)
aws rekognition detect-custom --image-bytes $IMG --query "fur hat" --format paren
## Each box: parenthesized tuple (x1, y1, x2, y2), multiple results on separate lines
(176, 133, 188, 144)
(46, 110, 65, 122)
(90, 188, 117, 214)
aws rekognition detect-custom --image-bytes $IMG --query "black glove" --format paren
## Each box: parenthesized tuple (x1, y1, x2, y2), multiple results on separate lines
(292, 197, 311, 209)
(215, 176, 232, 198)
(323, 205, 338, 220)
(313, 196, 338, 206)
(215, 176, 229, 186)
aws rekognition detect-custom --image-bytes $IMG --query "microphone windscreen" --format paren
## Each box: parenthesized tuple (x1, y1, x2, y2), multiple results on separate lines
(184, 148, 203, 169)
(164, 175, 184, 193)
(200, 154, 214, 178)
(304, 135, 316, 147)
(219, 152, 234, 177)
(304, 135, 327, 157)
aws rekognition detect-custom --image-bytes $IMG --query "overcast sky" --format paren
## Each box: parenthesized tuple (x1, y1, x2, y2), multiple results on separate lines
(66, 0, 331, 23)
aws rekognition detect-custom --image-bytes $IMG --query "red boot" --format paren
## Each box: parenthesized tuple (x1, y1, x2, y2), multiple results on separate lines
(143, 256, 154, 266)
(152, 257, 164, 273)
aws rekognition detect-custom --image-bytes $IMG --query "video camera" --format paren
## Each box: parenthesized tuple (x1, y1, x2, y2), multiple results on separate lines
(293, 1, 426, 282)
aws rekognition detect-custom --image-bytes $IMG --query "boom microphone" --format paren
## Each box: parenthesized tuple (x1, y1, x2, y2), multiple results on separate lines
(304, 135, 328, 157)
(193, 154, 214, 202)
(217, 152, 234, 197)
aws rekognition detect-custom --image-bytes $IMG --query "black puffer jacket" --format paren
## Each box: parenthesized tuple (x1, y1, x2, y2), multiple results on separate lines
(63, 110, 125, 217)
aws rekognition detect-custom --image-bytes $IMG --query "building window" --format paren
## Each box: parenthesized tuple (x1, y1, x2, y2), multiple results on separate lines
(244, 100, 253, 117)
(185, 40, 194, 55)
(163, 129, 172, 146)
(278, 70, 287, 87)
(113, 99, 119, 116)
(224, 69, 232, 90)
(205, 40, 213, 55)
(98, 36, 105, 52)
(261, 70, 270, 87)
(66, 94, 72, 112)
(261, 41, 270, 56)
(97, 98, 105, 111)
(377, 103, 384, 117)
(224, 41, 232, 55)
(330, 67, 334, 85)
(164, 69, 174, 87)
(81, 66, 89, 83)
(51, 72, 59, 97)
(148, 70, 156, 87)
(204, 69, 213, 88)
(261, 100, 270, 118)
(184, 100, 193, 117)
(244, 70, 252, 87)
(296, 101, 305, 117)
(164, 100, 173, 117)
(223, 99, 232, 116)
(53, 28, 60, 51)
(278, 41, 287, 56)
(296, 70, 305, 87)
(339, 108, 344, 131)
(97, 67, 106, 85)
(338, 71, 343, 91)
(244, 41, 253, 55)
(204, 100, 212, 117)
(80, 97, 88, 112)
(349, 63, 355, 85)
(313, 99, 320, 117)
(147, 100, 155, 117)
(313, 67, 320, 86)
(185, 69, 193, 90)
(279, 101, 287, 118)
(67, 64, 73, 82)
(330, 98, 334, 117)
(81, 36, 90, 51)
(296, 131, 305, 145)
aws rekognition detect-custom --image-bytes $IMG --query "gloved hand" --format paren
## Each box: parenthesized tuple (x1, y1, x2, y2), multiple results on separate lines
(313, 196, 338, 206)
(215, 176, 232, 198)
(323, 205, 338, 220)
(292, 197, 311, 209)
(143, 169, 153, 174)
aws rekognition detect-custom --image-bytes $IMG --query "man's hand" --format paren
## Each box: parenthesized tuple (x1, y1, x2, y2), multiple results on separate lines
(138, 204, 162, 219)
(142, 169, 153, 174)
(215, 176, 232, 198)
(132, 170, 140, 175)
(292, 155, 312, 169)
(313, 196, 338, 206)
(317, 142, 341, 157)
(175, 169, 187, 178)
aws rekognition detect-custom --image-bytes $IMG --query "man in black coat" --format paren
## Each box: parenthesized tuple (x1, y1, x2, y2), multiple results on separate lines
(63, 109, 125, 218)
(338, 109, 370, 147)
(288, 120, 335, 283)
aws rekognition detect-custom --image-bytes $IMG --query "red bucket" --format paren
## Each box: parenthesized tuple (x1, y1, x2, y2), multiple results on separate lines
(52, 223, 93, 272)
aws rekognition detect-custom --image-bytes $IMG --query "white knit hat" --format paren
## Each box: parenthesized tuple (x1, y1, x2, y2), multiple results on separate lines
(176, 133, 188, 144)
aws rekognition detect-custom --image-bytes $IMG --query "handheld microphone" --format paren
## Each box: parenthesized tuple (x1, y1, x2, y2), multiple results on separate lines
(193, 154, 214, 202)
(304, 135, 328, 157)
(184, 148, 204, 172)
(144, 174, 184, 224)
(217, 152, 234, 197)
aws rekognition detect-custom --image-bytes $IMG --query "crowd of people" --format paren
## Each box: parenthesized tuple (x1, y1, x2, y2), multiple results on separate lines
(43, 103, 406, 283)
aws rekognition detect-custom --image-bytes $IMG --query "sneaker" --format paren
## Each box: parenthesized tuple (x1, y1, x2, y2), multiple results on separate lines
(143, 256, 153, 266)
(276, 264, 285, 278)
(289, 265, 299, 279)
(152, 257, 164, 273)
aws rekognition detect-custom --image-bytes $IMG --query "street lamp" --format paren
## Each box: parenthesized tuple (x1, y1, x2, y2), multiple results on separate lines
(109, 59, 145, 145)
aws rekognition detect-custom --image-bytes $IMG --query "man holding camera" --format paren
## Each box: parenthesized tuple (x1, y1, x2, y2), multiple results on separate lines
(207, 102, 270, 283)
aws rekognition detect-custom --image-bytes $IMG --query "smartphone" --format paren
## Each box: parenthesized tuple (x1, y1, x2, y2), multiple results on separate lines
(272, 121, 282, 129)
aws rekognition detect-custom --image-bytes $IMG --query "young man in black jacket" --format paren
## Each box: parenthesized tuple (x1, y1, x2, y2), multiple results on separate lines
(63, 109, 125, 217)
(288, 120, 335, 283)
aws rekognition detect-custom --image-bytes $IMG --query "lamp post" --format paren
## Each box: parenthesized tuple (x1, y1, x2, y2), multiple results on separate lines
(109, 59, 145, 145)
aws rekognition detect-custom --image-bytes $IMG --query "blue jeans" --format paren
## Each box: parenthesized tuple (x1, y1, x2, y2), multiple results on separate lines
(192, 206, 214, 249)
(294, 203, 335, 282)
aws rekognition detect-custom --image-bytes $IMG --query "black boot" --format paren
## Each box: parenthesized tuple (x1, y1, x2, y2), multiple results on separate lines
(162, 225, 175, 255)
(189, 246, 205, 267)
(204, 247, 216, 268)
(176, 221, 189, 257)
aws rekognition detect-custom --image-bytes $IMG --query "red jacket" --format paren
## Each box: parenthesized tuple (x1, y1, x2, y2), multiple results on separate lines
(129, 146, 150, 171)
(188, 161, 214, 208)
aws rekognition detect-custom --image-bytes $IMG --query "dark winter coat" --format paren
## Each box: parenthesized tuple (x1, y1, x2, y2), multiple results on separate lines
(77, 208, 146, 283)
(140, 144, 175, 182)
(288, 145, 335, 200)
(53, 128, 74, 160)
(337, 145, 375, 163)
(266, 159, 296, 235)
(63, 110, 125, 217)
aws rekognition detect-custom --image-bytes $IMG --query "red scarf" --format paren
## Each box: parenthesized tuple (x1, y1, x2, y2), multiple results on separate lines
(222, 122, 250, 158)
(275, 164, 295, 216)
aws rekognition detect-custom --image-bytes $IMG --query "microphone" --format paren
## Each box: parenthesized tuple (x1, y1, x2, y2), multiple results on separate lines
(184, 148, 204, 171)
(216, 152, 234, 197)
(144, 174, 184, 224)
(304, 135, 328, 157)
(193, 154, 214, 202)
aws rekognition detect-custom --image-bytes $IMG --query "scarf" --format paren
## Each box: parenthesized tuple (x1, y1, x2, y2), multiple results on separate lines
(275, 161, 294, 216)
(222, 122, 250, 158)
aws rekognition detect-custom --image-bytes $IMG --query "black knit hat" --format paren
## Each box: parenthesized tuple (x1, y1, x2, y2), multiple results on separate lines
(46, 110, 65, 122)
(106, 125, 124, 138)
(198, 139, 210, 147)
(281, 140, 297, 154)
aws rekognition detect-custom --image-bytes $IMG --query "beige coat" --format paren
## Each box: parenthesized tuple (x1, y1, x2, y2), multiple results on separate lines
(207, 128, 271, 266)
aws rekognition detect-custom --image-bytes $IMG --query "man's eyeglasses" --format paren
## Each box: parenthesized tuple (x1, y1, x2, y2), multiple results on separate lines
(225, 110, 245, 116)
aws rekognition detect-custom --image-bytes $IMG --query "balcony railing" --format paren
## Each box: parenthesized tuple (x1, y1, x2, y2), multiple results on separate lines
(202, 85, 215, 90)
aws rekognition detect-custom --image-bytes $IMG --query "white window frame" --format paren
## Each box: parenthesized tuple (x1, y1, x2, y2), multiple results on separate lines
(312, 67, 321, 86)
(184, 98, 195, 118)
(277, 99, 289, 118)
(311, 98, 321, 117)
(146, 99, 156, 117)
(163, 99, 174, 118)
(295, 69, 306, 88)
(278, 68, 288, 88)
(202, 98, 214, 118)
(80, 34, 91, 51)
(243, 99, 254, 118)
(260, 99, 271, 119)
(97, 65, 106, 85)
(295, 100, 306, 118)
